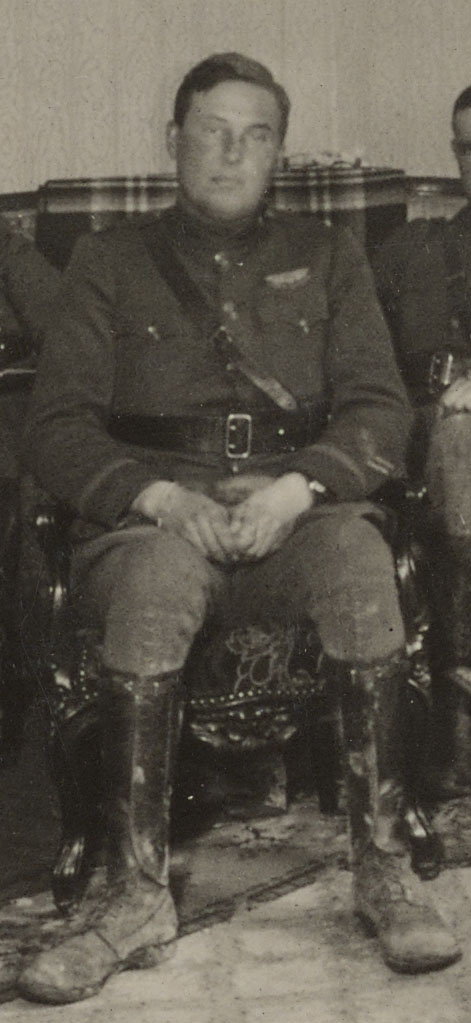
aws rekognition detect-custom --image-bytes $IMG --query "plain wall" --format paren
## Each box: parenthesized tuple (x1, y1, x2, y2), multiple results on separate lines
(2, 0, 470, 192)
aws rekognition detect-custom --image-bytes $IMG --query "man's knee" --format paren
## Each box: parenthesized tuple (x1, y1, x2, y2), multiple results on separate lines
(78, 528, 219, 675)
(309, 511, 405, 664)
(426, 412, 471, 535)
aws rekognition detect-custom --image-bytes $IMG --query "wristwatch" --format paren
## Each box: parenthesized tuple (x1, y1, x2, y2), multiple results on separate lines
(305, 478, 332, 503)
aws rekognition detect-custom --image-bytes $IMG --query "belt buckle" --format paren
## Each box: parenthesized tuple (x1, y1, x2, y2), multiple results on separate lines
(225, 413, 252, 459)
(428, 351, 454, 394)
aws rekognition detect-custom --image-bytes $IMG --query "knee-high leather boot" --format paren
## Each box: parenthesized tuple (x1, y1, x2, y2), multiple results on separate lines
(50, 706, 104, 916)
(338, 651, 461, 973)
(440, 537, 471, 686)
(19, 669, 184, 1005)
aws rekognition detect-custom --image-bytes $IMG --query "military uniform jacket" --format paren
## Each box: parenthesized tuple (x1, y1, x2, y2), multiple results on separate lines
(0, 216, 60, 478)
(0, 215, 60, 350)
(372, 203, 471, 385)
(26, 205, 411, 529)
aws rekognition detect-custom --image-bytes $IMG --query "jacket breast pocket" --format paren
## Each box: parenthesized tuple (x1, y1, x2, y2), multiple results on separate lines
(257, 281, 328, 335)
(255, 284, 328, 395)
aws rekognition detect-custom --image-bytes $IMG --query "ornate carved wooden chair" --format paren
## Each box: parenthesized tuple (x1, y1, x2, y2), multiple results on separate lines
(18, 479, 439, 917)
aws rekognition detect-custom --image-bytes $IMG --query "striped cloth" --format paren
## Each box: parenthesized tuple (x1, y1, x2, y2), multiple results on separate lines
(37, 166, 406, 218)
(34, 167, 407, 268)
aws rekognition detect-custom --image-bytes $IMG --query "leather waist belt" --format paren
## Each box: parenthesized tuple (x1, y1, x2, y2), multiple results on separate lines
(405, 349, 471, 396)
(110, 410, 326, 459)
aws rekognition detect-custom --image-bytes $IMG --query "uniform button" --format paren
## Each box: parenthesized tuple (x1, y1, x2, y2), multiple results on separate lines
(147, 324, 160, 340)
(226, 362, 235, 372)
(222, 300, 238, 321)
(214, 251, 230, 271)
(450, 316, 460, 330)
(298, 317, 309, 334)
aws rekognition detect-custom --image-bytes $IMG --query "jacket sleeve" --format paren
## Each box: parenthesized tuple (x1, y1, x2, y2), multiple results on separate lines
(290, 227, 413, 499)
(26, 232, 174, 526)
(0, 216, 60, 346)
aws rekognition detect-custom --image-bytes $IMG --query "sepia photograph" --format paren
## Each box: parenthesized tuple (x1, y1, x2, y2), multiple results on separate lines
(1, 0, 471, 1018)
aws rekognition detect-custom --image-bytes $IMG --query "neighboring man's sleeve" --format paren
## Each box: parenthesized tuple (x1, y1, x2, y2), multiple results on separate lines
(0, 216, 60, 345)
(26, 233, 174, 527)
(290, 228, 413, 499)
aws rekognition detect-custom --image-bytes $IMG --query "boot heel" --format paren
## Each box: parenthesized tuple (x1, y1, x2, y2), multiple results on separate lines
(127, 941, 175, 970)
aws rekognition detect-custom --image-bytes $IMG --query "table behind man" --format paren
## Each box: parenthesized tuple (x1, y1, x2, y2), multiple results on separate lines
(16, 53, 460, 1005)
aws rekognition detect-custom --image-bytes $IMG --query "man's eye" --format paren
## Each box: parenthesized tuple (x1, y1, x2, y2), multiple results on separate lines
(250, 128, 270, 142)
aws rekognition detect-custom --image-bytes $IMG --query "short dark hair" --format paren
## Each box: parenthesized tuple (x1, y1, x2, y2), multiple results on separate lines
(173, 52, 290, 142)
(452, 86, 471, 129)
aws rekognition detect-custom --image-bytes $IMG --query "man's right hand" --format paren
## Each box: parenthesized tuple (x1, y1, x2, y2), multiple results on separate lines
(131, 480, 235, 563)
(440, 375, 471, 412)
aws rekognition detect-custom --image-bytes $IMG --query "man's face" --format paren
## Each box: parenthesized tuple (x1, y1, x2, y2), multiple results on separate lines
(452, 108, 471, 199)
(167, 80, 283, 222)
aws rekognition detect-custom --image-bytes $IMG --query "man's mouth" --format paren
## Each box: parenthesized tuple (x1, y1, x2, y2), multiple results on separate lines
(211, 176, 241, 187)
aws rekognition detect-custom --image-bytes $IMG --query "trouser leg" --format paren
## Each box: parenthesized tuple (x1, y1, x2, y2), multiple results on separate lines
(425, 412, 471, 785)
(227, 505, 405, 664)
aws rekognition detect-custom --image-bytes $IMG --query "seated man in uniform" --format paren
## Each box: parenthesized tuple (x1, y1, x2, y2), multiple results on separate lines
(15, 53, 460, 1004)
(372, 86, 471, 766)
(0, 215, 60, 481)
(0, 216, 60, 750)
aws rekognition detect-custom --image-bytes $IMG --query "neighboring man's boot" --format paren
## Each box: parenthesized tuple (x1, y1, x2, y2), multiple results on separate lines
(338, 651, 461, 973)
(18, 669, 183, 1004)
(440, 537, 471, 691)
(430, 536, 471, 794)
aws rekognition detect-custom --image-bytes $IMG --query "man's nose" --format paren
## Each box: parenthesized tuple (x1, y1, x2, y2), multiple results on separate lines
(223, 133, 244, 163)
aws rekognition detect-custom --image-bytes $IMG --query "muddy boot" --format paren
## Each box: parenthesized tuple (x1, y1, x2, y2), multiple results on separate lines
(19, 670, 183, 1004)
(338, 652, 461, 973)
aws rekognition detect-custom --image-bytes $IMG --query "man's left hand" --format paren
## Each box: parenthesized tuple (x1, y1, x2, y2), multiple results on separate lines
(229, 472, 313, 560)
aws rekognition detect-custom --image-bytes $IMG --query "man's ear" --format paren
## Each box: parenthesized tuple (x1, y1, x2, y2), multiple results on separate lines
(166, 121, 179, 161)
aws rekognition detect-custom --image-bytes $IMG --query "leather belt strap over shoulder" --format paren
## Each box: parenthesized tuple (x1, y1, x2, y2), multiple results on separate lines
(110, 408, 327, 459)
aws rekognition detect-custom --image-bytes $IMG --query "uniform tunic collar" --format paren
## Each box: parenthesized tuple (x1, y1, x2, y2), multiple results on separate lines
(162, 194, 269, 259)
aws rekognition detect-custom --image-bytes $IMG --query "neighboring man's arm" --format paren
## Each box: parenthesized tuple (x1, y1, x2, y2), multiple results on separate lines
(0, 216, 60, 346)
